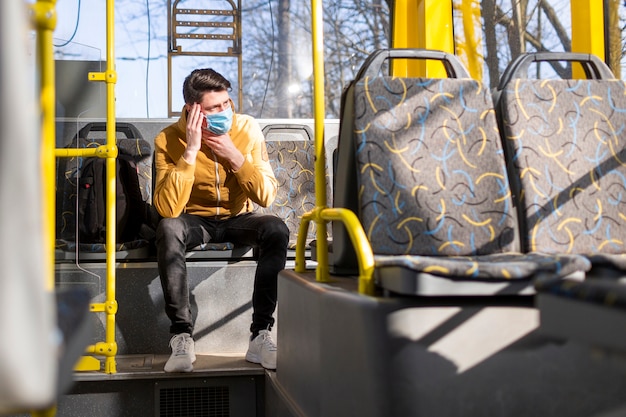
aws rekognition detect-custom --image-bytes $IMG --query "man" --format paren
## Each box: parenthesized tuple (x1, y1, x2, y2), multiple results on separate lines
(153, 68, 289, 372)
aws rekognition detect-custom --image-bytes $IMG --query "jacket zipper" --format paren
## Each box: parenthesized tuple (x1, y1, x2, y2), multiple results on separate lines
(211, 150, 221, 217)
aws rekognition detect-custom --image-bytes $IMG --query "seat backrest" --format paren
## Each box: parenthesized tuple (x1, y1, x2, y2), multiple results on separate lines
(258, 124, 330, 249)
(334, 49, 521, 264)
(496, 52, 626, 255)
(56, 122, 153, 243)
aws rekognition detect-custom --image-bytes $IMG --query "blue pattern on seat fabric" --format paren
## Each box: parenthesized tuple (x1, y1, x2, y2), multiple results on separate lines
(350, 74, 590, 284)
(256, 140, 329, 250)
(375, 252, 587, 280)
(499, 79, 626, 262)
(355, 77, 518, 256)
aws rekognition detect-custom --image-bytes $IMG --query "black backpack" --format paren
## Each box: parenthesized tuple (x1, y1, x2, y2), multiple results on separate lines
(57, 122, 153, 245)
(76, 153, 145, 243)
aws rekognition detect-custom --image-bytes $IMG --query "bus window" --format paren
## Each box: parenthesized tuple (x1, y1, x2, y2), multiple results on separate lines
(53, 0, 389, 119)
(454, 1, 626, 86)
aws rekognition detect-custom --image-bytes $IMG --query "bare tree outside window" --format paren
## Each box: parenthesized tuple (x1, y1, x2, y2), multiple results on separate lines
(51, 0, 626, 118)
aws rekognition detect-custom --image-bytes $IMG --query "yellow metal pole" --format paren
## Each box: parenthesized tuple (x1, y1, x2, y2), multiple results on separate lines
(571, 0, 605, 78)
(103, 0, 118, 374)
(32, 0, 57, 292)
(391, 0, 453, 77)
(457, 0, 483, 80)
(79, 0, 119, 373)
(320, 209, 375, 295)
(310, 0, 330, 282)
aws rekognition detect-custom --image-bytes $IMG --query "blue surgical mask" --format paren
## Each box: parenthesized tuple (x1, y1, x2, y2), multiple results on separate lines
(205, 106, 233, 135)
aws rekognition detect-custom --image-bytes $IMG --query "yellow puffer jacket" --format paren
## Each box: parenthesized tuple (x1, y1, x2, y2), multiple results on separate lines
(153, 106, 277, 219)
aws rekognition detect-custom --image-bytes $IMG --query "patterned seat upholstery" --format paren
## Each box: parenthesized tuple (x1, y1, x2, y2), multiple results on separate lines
(498, 77, 626, 265)
(56, 122, 153, 260)
(335, 49, 590, 296)
(255, 140, 317, 250)
(255, 124, 332, 252)
(497, 52, 626, 343)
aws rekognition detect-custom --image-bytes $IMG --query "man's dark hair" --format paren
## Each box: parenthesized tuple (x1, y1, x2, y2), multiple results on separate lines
(183, 69, 232, 104)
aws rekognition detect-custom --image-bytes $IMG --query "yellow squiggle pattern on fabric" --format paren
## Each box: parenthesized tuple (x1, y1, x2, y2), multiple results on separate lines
(598, 239, 624, 250)
(424, 265, 450, 274)
(514, 79, 530, 121)
(589, 109, 624, 167)
(436, 198, 446, 221)
(441, 106, 476, 169)
(553, 194, 562, 216)
(475, 172, 510, 203)
(462, 215, 495, 241)
(395, 191, 403, 215)
(354, 123, 371, 134)
(411, 185, 429, 196)
(397, 216, 424, 227)
(384, 136, 420, 173)
(539, 80, 557, 113)
(439, 241, 465, 251)
(523, 170, 547, 199)
(367, 213, 382, 241)
(594, 199, 602, 221)
(538, 139, 573, 175)
(557, 218, 582, 253)
(358, 162, 387, 196)
(465, 262, 478, 276)
(436, 166, 446, 190)
(590, 169, 601, 191)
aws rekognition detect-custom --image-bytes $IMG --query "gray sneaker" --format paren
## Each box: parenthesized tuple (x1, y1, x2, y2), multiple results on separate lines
(245, 330, 277, 370)
(164, 333, 196, 372)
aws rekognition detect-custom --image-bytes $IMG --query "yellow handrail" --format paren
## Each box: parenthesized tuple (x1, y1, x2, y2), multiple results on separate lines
(73, 0, 120, 375)
(99, 0, 118, 374)
(296, 0, 376, 295)
(309, 0, 330, 283)
(295, 208, 375, 295)
(37, 0, 119, 374)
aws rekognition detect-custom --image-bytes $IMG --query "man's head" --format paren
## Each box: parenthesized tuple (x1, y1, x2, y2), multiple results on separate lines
(183, 69, 234, 135)
(182, 68, 231, 105)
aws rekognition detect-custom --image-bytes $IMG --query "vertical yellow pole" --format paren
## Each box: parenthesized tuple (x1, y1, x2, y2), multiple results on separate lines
(85, 0, 119, 373)
(310, 0, 329, 282)
(457, 0, 483, 80)
(104, 0, 118, 374)
(391, 0, 454, 77)
(33, 0, 57, 292)
(571, 0, 605, 78)
(392, 0, 420, 76)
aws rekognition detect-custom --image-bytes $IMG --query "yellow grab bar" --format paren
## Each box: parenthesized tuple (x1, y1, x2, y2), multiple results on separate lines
(296, 208, 376, 296)
(300, 0, 376, 295)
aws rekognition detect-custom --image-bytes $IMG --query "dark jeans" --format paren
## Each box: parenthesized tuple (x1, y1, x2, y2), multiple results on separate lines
(156, 212, 289, 336)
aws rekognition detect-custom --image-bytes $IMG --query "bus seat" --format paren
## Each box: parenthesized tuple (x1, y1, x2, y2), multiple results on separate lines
(495, 52, 626, 348)
(258, 124, 331, 257)
(55, 122, 154, 261)
(332, 49, 590, 296)
(496, 52, 625, 268)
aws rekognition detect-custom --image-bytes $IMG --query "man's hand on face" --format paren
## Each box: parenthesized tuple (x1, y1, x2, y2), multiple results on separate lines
(183, 103, 204, 164)
(184, 97, 244, 170)
(201, 131, 245, 171)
